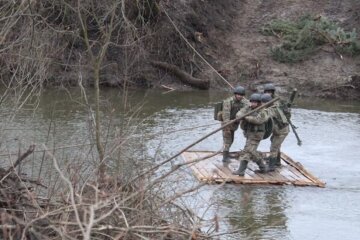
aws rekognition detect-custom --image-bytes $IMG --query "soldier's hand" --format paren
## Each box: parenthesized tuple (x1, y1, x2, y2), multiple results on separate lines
(244, 116, 252, 121)
(235, 112, 242, 119)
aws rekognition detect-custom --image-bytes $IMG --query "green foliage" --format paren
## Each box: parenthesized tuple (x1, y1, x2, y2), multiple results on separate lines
(261, 15, 360, 63)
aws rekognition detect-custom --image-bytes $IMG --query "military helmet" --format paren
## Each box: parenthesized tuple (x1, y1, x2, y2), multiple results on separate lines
(233, 86, 245, 95)
(264, 83, 276, 92)
(249, 93, 261, 102)
(261, 93, 272, 103)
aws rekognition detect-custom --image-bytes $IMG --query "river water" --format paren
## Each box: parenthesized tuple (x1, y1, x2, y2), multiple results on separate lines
(1, 89, 359, 240)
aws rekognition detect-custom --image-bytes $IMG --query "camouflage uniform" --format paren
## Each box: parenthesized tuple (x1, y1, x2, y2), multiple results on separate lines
(268, 95, 291, 167)
(221, 96, 250, 152)
(233, 106, 270, 175)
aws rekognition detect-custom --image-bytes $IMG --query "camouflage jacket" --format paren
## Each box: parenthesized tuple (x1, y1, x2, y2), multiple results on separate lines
(240, 107, 270, 133)
(267, 105, 289, 129)
(222, 96, 250, 122)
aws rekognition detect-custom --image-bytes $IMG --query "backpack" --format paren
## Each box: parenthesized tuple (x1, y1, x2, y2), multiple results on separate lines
(214, 102, 223, 121)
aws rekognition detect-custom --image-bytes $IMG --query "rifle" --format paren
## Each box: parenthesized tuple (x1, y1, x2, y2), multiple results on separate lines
(287, 89, 302, 146)
(288, 119, 302, 146)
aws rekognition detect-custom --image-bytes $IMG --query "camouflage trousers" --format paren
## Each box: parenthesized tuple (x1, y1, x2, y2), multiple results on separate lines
(238, 132, 264, 163)
(222, 122, 239, 151)
(270, 125, 290, 158)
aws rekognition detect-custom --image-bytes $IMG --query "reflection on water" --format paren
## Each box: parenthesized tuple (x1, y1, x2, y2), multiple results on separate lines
(220, 186, 289, 240)
(295, 97, 360, 113)
(0, 88, 360, 239)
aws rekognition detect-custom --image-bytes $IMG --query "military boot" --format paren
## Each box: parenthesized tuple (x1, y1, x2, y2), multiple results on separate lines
(254, 159, 268, 174)
(222, 151, 231, 163)
(232, 160, 248, 176)
(275, 153, 282, 167)
(263, 156, 270, 164)
(267, 157, 277, 172)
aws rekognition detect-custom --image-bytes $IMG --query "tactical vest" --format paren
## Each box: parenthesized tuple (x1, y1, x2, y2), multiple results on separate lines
(274, 96, 291, 119)
(242, 121, 266, 132)
(230, 99, 246, 120)
(272, 106, 289, 129)
(241, 110, 273, 139)
(241, 111, 266, 132)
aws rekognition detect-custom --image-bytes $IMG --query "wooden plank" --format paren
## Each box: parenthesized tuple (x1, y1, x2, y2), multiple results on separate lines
(182, 152, 218, 182)
(221, 151, 307, 182)
(212, 163, 237, 182)
(181, 151, 325, 187)
(189, 153, 222, 182)
(278, 162, 309, 181)
(278, 157, 310, 181)
(266, 169, 289, 182)
(277, 165, 302, 182)
(272, 155, 313, 183)
(194, 152, 235, 183)
(184, 152, 243, 183)
(286, 165, 312, 182)
(195, 162, 223, 183)
(247, 161, 284, 182)
(181, 153, 207, 181)
(215, 161, 256, 180)
(249, 162, 271, 179)
(190, 164, 207, 181)
(281, 153, 325, 187)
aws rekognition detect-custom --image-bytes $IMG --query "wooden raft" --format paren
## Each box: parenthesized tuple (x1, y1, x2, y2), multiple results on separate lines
(181, 150, 325, 187)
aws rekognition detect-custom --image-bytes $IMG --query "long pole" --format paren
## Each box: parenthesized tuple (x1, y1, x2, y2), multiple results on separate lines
(136, 97, 280, 179)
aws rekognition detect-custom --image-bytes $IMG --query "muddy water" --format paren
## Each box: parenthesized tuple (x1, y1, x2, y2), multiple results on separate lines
(1, 89, 359, 239)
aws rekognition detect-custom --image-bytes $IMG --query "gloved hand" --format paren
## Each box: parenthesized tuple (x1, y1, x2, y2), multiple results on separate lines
(235, 112, 242, 119)
(244, 116, 253, 121)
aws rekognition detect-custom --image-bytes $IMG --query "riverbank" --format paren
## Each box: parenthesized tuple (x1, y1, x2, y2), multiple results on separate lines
(155, 0, 360, 100)
(0, 0, 359, 100)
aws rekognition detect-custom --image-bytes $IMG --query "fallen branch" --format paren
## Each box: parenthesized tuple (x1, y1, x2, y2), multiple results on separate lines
(151, 61, 210, 90)
(161, 84, 175, 91)
(321, 84, 356, 92)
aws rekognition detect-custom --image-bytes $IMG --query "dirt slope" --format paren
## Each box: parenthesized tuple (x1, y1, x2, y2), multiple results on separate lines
(161, 0, 360, 99)
(218, 0, 360, 98)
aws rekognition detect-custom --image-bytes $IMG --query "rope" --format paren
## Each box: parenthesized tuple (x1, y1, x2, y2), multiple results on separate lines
(160, 5, 234, 89)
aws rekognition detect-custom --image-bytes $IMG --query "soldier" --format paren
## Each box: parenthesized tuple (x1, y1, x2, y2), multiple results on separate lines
(232, 93, 270, 176)
(220, 86, 250, 163)
(263, 83, 290, 170)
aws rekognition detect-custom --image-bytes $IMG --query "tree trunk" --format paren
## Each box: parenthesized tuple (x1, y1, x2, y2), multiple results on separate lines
(94, 61, 106, 180)
(151, 61, 210, 90)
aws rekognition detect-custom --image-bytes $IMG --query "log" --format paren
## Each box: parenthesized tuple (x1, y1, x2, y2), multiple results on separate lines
(151, 61, 210, 89)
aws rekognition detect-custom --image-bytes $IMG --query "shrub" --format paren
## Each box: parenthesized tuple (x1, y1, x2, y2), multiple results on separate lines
(261, 15, 360, 63)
